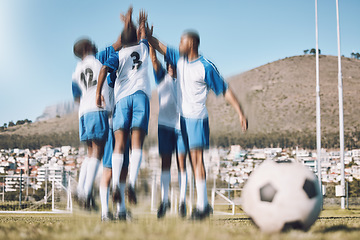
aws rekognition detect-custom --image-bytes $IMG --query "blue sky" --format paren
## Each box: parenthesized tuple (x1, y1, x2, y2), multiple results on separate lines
(0, 0, 359, 125)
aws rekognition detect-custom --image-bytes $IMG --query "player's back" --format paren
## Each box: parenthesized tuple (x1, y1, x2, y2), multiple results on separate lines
(73, 55, 112, 117)
(113, 40, 151, 102)
(157, 73, 180, 130)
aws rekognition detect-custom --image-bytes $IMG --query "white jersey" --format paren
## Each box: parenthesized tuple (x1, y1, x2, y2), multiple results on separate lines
(165, 47, 228, 119)
(72, 55, 112, 118)
(154, 66, 180, 130)
(105, 39, 151, 103)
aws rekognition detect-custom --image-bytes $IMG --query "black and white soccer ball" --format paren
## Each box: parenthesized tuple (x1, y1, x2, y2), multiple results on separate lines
(242, 160, 322, 233)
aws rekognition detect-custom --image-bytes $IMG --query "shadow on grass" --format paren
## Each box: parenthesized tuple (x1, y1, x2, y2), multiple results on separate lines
(317, 224, 360, 233)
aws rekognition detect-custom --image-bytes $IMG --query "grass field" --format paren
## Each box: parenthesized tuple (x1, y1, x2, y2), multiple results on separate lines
(0, 207, 359, 240)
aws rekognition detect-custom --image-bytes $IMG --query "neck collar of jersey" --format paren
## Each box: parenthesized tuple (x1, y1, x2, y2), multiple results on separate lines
(186, 55, 202, 64)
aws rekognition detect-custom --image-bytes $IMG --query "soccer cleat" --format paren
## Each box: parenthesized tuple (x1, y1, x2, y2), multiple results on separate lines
(157, 200, 171, 219)
(179, 202, 187, 218)
(112, 185, 122, 204)
(101, 212, 113, 222)
(115, 210, 132, 222)
(190, 204, 213, 221)
(127, 185, 137, 205)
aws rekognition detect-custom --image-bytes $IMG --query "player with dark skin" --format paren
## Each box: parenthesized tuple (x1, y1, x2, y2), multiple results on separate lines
(96, 9, 148, 205)
(149, 42, 189, 218)
(98, 8, 132, 221)
(147, 27, 247, 219)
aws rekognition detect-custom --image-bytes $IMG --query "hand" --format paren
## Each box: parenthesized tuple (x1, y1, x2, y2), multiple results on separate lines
(146, 23, 153, 38)
(138, 10, 147, 24)
(96, 93, 105, 109)
(120, 6, 133, 28)
(239, 114, 248, 132)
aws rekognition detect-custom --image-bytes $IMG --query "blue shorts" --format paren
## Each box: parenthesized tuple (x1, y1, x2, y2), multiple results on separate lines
(113, 90, 150, 134)
(103, 129, 130, 169)
(79, 111, 109, 142)
(180, 117, 209, 150)
(158, 125, 187, 155)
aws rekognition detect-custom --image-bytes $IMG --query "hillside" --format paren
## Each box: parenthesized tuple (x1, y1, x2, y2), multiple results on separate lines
(207, 55, 360, 136)
(1, 55, 360, 149)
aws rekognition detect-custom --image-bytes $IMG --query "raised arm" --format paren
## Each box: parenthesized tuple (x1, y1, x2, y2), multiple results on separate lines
(138, 10, 147, 40)
(149, 44, 161, 74)
(120, 6, 135, 29)
(146, 24, 167, 56)
(224, 87, 247, 132)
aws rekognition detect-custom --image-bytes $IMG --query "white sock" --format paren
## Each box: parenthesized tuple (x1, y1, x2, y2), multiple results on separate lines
(179, 171, 187, 203)
(100, 186, 109, 216)
(84, 158, 100, 198)
(129, 149, 142, 188)
(112, 154, 124, 189)
(195, 179, 208, 211)
(77, 157, 89, 198)
(117, 182, 127, 213)
(161, 170, 170, 203)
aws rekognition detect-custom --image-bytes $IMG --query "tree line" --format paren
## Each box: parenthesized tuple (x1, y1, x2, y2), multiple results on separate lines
(0, 119, 32, 132)
(0, 131, 79, 150)
(303, 48, 360, 59)
(1, 129, 360, 150)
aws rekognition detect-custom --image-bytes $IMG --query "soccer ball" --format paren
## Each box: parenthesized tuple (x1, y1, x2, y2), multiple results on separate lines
(242, 160, 322, 233)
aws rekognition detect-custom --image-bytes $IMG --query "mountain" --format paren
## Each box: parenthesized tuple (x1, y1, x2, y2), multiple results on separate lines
(1, 55, 360, 149)
(36, 100, 77, 122)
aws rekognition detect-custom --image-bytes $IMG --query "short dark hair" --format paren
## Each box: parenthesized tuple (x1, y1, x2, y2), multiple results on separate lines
(73, 38, 97, 58)
(121, 25, 138, 46)
(183, 30, 200, 47)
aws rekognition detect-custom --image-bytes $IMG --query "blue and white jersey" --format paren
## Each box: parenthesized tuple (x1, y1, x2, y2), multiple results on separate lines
(154, 65, 180, 130)
(104, 39, 151, 104)
(165, 47, 228, 119)
(72, 46, 115, 118)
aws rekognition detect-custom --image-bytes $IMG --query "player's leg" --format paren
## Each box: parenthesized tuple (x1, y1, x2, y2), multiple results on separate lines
(100, 129, 114, 221)
(77, 141, 92, 200)
(184, 117, 212, 220)
(190, 148, 207, 207)
(157, 126, 174, 218)
(116, 139, 131, 221)
(112, 129, 129, 202)
(83, 139, 103, 205)
(82, 111, 108, 207)
(128, 129, 145, 204)
(127, 90, 150, 205)
(100, 167, 112, 221)
(175, 128, 188, 218)
(112, 98, 131, 203)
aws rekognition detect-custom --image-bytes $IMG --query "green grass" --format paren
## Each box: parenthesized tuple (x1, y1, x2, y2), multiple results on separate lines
(0, 207, 359, 240)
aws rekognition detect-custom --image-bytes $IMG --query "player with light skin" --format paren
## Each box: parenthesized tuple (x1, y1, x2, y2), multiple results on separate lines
(96, 9, 150, 207)
(148, 29, 247, 220)
(149, 42, 189, 218)
(72, 35, 121, 209)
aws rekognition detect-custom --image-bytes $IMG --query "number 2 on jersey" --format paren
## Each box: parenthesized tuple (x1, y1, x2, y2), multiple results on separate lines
(80, 68, 97, 89)
(131, 52, 142, 70)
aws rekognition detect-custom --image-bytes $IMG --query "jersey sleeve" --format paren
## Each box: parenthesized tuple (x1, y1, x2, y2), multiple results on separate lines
(165, 46, 180, 68)
(104, 52, 120, 73)
(202, 59, 228, 96)
(96, 46, 115, 64)
(153, 64, 166, 85)
(72, 81, 82, 99)
(107, 71, 116, 88)
(139, 39, 149, 51)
